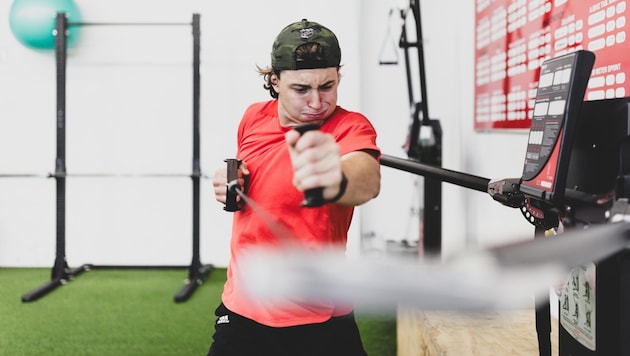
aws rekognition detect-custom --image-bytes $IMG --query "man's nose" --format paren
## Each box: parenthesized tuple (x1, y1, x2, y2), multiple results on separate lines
(308, 90, 322, 109)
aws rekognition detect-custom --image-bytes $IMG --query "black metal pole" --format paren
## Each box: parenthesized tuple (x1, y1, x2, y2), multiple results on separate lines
(423, 176, 442, 253)
(397, 1, 444, 254)
(410, 0, 442, 255)
(53, 12, 69, 281)
(191, 12, 201, 275)
(411, 0, 430, 125)
(534, 225, 552, 356)
(22, 13, 90, 303)
(69, 22, 190, 27)
(175, 13, 213, 303)
(380, 154, 489, 194)
(399, 6, 420, 158)
(400, 17, 414, 107)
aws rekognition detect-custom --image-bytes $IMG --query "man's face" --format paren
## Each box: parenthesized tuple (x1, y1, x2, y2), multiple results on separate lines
(272, 67, 340, 127)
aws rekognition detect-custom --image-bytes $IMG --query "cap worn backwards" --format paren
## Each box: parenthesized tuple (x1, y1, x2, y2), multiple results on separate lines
(271, 19, 341, 71)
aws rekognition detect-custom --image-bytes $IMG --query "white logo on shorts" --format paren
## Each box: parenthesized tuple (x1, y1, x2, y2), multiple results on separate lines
(217, 315, 230, 324)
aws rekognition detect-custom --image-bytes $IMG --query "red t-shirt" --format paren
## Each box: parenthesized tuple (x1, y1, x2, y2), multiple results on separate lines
(222, 100, 380, 327)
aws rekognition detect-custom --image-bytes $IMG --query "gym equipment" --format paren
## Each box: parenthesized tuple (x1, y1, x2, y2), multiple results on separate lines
(9, 0, 82, 49)
(554, 98, 630, 355)
(239, 220, 630, 311)
(379, 0, 443, 254)
(502, 50, 596, 356)
(224, 159, 242, 213)
(517, 51, 596, 216)
(20, 13, 212, 304)
(293, 124, 328, 207)
(384, 47, 630, 356)
(223, 124, 328, 210)
(516, 52, 630, 355)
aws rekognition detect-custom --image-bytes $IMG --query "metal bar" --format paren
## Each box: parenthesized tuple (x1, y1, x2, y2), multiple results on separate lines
(534, 225, 552, 356)
(239, 222, 630, 312)
(380, 154, 490, 193)
(68, 22, 190, 27)
(400, 14, 414, 107)
(91, 265, 187, 270)
(0, 174, 49, 178)
(60, 173, 197, 178)
(0, 173, 212, 179)
(175, 13, 212, 303)
(424, 178, 442, 254)
(191, 11, 202, 271)
(411, 0, 430, 125)
(52, 13, 69, 281)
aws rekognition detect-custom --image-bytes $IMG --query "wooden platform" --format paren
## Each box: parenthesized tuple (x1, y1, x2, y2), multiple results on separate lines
(397, 307, 558, 356)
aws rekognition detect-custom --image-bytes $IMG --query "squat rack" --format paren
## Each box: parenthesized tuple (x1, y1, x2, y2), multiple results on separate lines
(21, 13, 212, 303)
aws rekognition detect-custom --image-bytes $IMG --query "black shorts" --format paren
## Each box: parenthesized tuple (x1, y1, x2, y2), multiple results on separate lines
(207, 303, 367, 356)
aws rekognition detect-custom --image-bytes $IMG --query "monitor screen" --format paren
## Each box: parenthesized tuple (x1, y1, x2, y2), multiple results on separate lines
(520, 50, 595, 209)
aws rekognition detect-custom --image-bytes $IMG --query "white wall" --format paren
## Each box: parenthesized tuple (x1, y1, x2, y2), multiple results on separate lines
(0, 0, 536, 268)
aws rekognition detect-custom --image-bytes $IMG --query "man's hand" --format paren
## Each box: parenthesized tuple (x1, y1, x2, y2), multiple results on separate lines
(285, 129, 344, 202)
(213, 161, 249, 205)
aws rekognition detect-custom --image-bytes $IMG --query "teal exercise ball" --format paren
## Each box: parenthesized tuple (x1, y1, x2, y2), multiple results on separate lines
(9, 0, 82, 50)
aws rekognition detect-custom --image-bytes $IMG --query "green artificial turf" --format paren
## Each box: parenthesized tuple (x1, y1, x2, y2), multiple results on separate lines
(0, 268, 395, 355)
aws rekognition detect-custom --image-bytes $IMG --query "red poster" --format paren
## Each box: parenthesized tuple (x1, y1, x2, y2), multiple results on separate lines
(475, 0, 629, 130)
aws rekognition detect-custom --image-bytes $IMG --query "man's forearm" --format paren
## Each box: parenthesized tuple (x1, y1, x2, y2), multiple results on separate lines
(337, 151, 381, 206)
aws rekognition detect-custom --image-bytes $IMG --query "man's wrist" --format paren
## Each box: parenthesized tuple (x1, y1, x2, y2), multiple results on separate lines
(328, 172, 348, 203)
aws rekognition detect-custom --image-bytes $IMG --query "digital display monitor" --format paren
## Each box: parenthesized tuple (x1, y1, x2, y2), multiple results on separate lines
(520, 50, 596, 209)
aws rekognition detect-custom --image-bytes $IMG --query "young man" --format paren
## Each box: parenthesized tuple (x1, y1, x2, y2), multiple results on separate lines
(209, 19, 381, 356)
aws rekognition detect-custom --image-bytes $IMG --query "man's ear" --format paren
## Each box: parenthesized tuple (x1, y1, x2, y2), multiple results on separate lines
(271, 73, 280, 92)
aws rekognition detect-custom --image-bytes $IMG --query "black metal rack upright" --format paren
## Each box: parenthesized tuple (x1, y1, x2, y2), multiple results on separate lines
(175, 13, 213, 303)
(381, 0, 443, 254)
(21, 13, 212, 303)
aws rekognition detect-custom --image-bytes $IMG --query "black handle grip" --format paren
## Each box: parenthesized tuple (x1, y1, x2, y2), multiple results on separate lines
(224, 158, 242, 212)
(294, 124, 326, 207)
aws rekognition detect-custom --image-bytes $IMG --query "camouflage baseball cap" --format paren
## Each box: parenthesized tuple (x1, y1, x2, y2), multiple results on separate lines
(271, 19, 341, 70)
